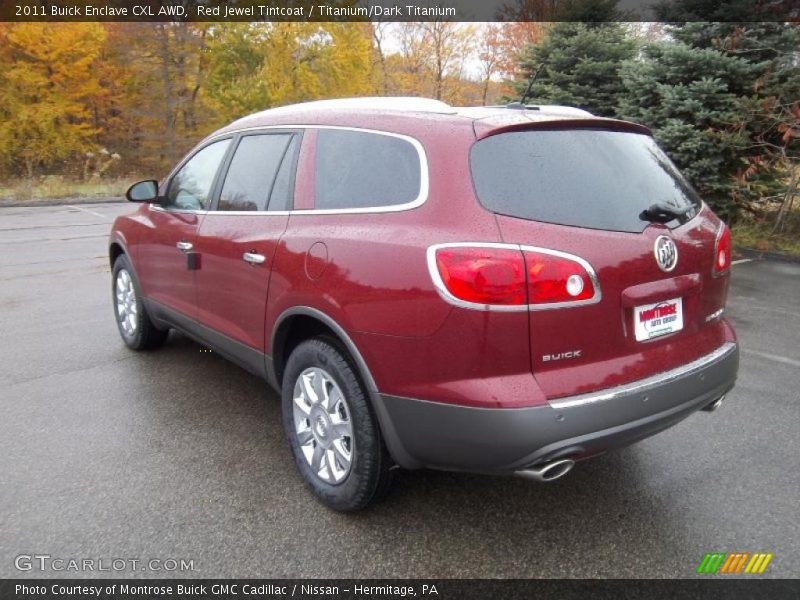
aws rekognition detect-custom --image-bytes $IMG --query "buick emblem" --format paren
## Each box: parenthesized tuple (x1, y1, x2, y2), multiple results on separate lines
(654, 236, 678, 272)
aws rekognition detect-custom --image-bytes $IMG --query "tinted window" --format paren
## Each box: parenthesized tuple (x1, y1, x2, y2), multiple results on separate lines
(218, 134, 294, 212)
(315, 129, 421, 210)
(268, 135, 299, 211)
(166, 140, 230, 210)
(470, 130, 701, 233)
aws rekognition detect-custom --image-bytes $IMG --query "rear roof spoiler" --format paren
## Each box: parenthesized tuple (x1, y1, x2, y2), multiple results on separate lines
(473, 118, 652, 141)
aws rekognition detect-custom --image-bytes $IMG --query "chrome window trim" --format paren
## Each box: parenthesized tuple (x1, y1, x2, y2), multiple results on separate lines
(200, 209, 291, 217)
(149, 204, 207, 215)
(199, 124, 429, 216)
(426, 242, 602, 312)
(549, 342, 737, 409)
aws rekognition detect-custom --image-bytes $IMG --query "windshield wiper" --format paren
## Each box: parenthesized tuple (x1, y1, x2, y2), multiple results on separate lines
(640, 202, 694, 224)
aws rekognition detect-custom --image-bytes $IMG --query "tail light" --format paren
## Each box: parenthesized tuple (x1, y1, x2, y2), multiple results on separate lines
(428, 244, 600, 310)
(431, 245, 526, 307)
(523, 249, 597, 305)
(713, 225, 731, 275)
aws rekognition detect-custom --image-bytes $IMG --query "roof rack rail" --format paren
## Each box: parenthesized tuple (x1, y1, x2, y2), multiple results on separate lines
(504, 102, 541, 110)
(485, 103, 593, 117)
(267, 97, 457, 115)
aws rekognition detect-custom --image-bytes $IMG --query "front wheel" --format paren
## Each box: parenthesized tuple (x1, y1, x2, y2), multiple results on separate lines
(112, 255, 168, 351)
(282, 338, 392, 511)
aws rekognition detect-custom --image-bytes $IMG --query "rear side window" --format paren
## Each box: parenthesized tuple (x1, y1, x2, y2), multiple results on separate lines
(314, 129, 422, 210)
(218, 133, 294, 212)
(470, 130, 701, 233)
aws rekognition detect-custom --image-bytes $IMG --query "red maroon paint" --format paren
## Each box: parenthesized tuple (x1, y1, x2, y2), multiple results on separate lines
(109, 99, 739, 507)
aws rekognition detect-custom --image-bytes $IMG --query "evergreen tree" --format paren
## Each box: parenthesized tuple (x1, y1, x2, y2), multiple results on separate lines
(667, 20, 800, 228)
(514, 21, 637, 117)
(618, 11, 800, 222)
(617, 43, 753, 219)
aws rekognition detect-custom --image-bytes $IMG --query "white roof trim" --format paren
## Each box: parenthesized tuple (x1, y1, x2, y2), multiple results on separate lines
(253, 97, 457, 116)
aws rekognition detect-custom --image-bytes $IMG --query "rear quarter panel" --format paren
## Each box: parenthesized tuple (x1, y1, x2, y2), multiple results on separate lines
(267, 124, 543, 408)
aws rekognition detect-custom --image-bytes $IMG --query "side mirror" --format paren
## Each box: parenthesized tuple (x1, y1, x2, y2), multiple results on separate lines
(126, 180, 159, 203)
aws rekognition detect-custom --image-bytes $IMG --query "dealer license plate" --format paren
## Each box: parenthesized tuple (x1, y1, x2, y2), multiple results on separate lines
(634, 297, 684, 341)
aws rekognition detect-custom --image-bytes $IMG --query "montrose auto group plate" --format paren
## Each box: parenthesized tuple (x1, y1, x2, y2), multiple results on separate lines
(634, 297, 684, 341)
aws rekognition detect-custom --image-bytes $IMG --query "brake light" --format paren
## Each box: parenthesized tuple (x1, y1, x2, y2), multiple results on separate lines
(428, 244, 599, 309)
(713, 225, 731, 275)
(523, 249, 596, 304)
(432, 246, 526, 306)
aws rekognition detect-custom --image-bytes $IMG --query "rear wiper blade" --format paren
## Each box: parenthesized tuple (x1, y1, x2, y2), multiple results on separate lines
(640, 202, 694, 224)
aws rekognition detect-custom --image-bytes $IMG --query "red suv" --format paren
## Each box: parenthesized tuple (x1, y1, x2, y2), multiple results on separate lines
(110, 97, 739, 511)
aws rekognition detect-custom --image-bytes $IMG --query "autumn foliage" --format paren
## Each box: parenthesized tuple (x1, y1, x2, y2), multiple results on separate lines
(0, 22, 516, 179)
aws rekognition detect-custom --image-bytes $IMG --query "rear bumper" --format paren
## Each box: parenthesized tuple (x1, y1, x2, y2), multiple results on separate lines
(377, 342, 739, 472)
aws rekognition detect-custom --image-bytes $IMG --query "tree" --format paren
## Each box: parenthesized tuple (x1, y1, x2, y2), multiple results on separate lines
(619, 9, 800, 223)
(478, 23, 548, 102)
(479, 25, 504, 104)
(514, 21, 637, 117)
(205, 23, 375, 121)
(667, 21, 800, 228)
(257, 23, 374, 105)
(0, 23, 106, 176)
(390, 21, 476, 102)
(617, 43, 753, 219)
(205, 23, 271, 126)
(370, 21, 393, 95)
(152, 23, 211, 165)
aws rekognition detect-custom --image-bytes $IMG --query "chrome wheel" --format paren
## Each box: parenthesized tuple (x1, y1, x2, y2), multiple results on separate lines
(292, 367, 354, 484)
(115, 269, 138, 336)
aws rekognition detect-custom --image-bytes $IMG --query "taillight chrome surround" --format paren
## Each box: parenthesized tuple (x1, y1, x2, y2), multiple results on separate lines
(426, 242, 602, 311)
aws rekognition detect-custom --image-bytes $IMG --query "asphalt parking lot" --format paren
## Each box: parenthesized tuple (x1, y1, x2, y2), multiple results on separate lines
(0, 201, 798, 579)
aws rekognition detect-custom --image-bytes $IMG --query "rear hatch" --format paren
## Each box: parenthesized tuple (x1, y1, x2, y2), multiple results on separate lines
(470, 123, 732, 399)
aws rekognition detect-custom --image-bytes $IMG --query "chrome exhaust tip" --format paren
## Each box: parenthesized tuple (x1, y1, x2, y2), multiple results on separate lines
(702, 394, 725, 412)
(515, 458, 575, 483)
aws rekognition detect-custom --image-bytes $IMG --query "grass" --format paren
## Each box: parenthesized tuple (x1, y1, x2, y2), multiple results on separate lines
(0, 176, 131, 201)
(732, 205, 800, 258)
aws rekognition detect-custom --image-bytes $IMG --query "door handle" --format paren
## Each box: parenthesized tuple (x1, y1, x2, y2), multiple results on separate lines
(176, 241, 193, 252)
(243, 252, 266, 265)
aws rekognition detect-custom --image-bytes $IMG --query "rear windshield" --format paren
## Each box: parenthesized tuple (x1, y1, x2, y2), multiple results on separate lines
(470, 129, 701, 233)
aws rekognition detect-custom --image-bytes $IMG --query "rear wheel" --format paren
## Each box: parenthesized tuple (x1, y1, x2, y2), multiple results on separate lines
(112, 255, 168, 350)
(282, 338, 392, 511)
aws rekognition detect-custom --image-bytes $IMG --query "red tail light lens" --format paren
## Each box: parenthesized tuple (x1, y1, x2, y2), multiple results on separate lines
(523, 249, 596, 304)
(429, 244, 599, 309)
(432, 246, 526, 306)
(713, 225, 731, 275)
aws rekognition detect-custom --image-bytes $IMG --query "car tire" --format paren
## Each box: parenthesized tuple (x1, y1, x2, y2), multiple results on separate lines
(282, 337, 393, 511)
(112, 254, 168, 351)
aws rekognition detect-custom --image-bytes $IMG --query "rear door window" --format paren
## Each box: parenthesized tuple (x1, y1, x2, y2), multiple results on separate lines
(314, 129, 422, 210)
(470, 129, 701, 233)
(218, 133, 295, 212)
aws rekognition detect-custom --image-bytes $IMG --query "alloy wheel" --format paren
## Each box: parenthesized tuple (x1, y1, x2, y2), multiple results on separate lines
(292, 367, 354, 484)
(115, 269, 138, 336)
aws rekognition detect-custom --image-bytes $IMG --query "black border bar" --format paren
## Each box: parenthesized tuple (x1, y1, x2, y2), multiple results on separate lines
(2, 0, 799, 22)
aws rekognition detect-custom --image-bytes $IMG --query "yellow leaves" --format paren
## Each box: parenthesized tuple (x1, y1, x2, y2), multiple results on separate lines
(0, 23, 106, 175)
(385, 22, 477, 102)
(258, 23, 374, 106)
(0, 22, 529, 178)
